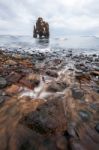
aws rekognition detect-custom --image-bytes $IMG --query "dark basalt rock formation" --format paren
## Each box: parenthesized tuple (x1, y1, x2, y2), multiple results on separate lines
(33, 17, 49, 38)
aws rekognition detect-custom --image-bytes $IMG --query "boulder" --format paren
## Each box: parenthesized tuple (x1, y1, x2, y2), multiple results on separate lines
(20, 96, 67, 134)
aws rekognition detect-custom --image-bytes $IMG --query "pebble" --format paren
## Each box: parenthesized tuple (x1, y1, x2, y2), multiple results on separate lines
(72, 88, 84, 99)
(0, 77, 7, 89)
(95, 123, 99, 133)
(78, 110, 91, 121)
(92, 86, 99, 93)
(46, 70, 58, 78)
(90, 103, 99, 111)
(0, 96, 5, 104)
(46, 81, 67, 92)
(0, 95, 9, 104)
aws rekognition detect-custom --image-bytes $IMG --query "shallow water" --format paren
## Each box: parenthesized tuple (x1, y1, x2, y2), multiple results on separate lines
(0, 35, 99, 55)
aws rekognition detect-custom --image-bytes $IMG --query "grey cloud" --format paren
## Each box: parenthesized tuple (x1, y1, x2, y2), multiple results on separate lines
(0, 0, 99, 36)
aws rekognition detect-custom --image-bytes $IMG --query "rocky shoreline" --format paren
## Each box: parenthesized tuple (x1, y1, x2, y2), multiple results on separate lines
(0, 49, 99, 150)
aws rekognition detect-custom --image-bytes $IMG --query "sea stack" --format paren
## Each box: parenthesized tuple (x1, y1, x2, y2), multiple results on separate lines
(33, 17, 49, 38)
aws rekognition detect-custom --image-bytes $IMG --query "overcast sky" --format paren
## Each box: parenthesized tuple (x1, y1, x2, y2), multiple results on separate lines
(0, 0, 99, 36)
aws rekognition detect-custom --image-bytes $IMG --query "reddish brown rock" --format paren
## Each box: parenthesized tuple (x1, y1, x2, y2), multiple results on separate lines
(5, 59, 17, 65)
(19, 59, 33, 68)
(19, 74, 40, 89)
(6, 72, 21, 85)
(75, 73, 91, 83)
(5, 84, 20, 95)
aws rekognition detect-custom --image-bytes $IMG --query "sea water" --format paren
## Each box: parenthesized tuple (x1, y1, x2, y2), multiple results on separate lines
(0, 35, 99, 55)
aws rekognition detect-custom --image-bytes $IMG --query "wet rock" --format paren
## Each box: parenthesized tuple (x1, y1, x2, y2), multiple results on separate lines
(19, 59, 33, 68)
(75, 73, 91, 83)
(53, 59, 62, 65)
(66, 53, 72, 57)
(90, 103, 99, 111)
(95, 123, 99, 133)
(20, 97, 67, 134)
(20, 74, 40, 89)
(95, 58, 99, 62)
(37, 53, 45, 61)
(5, 59, 17, 65)
(75, 70, 83, 74)
(78, 110, 91, 121)
(93, 54, 97, 57)
(92, 86, 99, 93)
(46, 70, 58, 78)
(0, 90, 6, 96)
(0, 95, 10, 104)
(91, 71, 99, 76)
(0, 90, 3, 95)
(46, 81, 67, 92)
(0, 96, 5, 104)
(0, 77, 7, 89)
(87, 56, 93, 62)
(5, 84, 20, 95)
(69, 140, 86, 150)
(55, 135, 67, 150)
(12, 54, 22, 59)
(75, 63, 85, 70)
(72, 88, 84, 99)
(93, 66, 99, 71)
(66, 123, 77, 138)
(92, 62, 99, 67)
(6, 72, 21, 85)
(9, 125, 47, 150)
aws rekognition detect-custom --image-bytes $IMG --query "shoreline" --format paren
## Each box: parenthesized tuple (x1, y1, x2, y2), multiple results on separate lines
(0, 49, 99, 150)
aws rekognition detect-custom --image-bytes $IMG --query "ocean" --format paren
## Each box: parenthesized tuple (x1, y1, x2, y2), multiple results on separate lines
(0, 35, 99, 55)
